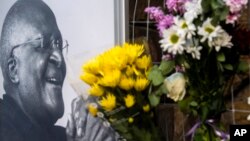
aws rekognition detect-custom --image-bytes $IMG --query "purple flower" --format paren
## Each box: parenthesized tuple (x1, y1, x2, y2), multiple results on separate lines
(157, 15, 174, 36)
(166, 0, 189, 13)
(144, 6, 165, 22)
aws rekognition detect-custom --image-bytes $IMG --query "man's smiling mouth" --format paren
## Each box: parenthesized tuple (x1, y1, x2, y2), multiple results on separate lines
(46, 77, 62, 86)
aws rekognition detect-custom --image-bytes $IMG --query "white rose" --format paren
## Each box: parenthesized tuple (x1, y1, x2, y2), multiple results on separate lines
(164, 72, 186, 102)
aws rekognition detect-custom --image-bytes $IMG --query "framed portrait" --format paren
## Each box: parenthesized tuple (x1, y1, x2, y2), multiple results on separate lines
(0, 0, 128, 130)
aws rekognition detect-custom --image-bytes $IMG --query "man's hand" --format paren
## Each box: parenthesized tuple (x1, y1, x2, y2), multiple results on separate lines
(66, 96, 118, 141)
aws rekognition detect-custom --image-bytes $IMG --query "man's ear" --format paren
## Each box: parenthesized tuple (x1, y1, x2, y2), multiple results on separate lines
(7, 57, 19, 83)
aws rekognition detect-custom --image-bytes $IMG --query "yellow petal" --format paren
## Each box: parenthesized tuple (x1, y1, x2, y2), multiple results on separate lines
(124, 94, 135, 108)
(83, 57, 101, 74)
(98, 93, 116, 111)
(123, 43, 144, 64)
(134, 77, 149, 91)
(99, 69, 121, 87)
(143, 104, 150, 112)
(128, 117, 134, 123)
(87, 103, 98, 117)
(135, 55, 152, 70)
(80, 72, 98, 85)
(119, 75, 135, 90)
(88, 83, 104, 97)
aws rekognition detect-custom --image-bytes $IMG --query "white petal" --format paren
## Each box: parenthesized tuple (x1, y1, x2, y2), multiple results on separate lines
(215, 46, 221, 52)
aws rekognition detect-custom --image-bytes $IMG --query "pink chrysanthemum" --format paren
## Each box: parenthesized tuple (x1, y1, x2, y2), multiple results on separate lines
(223, 0, 248, 13)
(223, 0, 248, 24)
(157, 15, 174, 36)
(144, 6, 165, 22)
(226, 12, 241, 24)
(166, 0, 189, 13)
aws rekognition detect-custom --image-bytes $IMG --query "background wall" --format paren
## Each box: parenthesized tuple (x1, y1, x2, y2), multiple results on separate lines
(0, 0, 116, 127)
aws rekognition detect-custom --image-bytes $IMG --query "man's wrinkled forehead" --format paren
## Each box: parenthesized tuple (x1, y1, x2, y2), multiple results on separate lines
(4, 0, 61, 46)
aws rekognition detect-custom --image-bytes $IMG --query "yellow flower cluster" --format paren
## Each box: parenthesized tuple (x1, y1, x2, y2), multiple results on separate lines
(80, 43, 152, 112)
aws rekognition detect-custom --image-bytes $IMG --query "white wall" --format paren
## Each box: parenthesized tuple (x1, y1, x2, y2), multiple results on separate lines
(0, 0, 116, 127)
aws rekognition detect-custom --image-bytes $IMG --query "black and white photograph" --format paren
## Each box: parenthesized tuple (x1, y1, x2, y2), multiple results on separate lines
(0, 0, 121, 140)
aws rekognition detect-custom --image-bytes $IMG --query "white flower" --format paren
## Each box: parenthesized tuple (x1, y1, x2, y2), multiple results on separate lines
(173, 16, 196, 39)
(184, 0, 203, 22)
(159, 27, 186, 55)
(198, 18, 223, 44)
(209, 31, 233, 52)
(186, 46, 203, 60)
(164, 72, 186, 102)
(248, 96, 250, 105)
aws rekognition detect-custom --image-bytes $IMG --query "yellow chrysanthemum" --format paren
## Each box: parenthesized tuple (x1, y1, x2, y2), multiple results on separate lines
(143, 104, 150, 112)
(80, 72, 98, 85)
(124, 94, 135, 108)
(87, 103, 98, 117)
(124, 43, 144, 64)
(99, 93, 116, 111)
(99, 46, 128, 71)
(83, 57, 101, 74)
(119, 75, 135, 90)
(132, 65, 144, 76)
(106, 47, 128, 70)
(134, 77, 149, 91)
(99, 69, 121, 87)
(125, 65, 134, 76)
(135, 55, 152, 70)
(128, 117, 134, 123)
(88, 83, 104, 97)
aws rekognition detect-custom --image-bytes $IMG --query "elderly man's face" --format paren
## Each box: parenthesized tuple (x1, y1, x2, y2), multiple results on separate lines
(13, 22, 66, 124)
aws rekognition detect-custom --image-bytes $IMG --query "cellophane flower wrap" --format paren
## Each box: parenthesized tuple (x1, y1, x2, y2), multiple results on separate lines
(80, 43, 162, 141)
(145, 0, 248, 141)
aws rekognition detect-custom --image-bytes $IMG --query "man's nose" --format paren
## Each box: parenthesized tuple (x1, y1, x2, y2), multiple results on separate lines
(49, 49, 64, 68)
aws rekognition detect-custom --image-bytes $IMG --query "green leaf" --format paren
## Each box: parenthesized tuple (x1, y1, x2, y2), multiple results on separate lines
(201, 0, 211, 13)
(190, 101, 198, 107)
(132, 127, 152, 141)
(216, 53, 225, 62)
(223, 64, 233, 70)
(113, 122, 128, 133)
(148, 66, 165, 86)
(160, 84, 168, 94)
(148, 94, 160, 107)
(159, 60, 175, 75)
(211, 0, 220, 10)
(201, 106, 209, 121)
(217, 62, 224, 71)
(152, 87, 163, 96)
(219, 8, 229, 21)
(237, 61, 250, 73)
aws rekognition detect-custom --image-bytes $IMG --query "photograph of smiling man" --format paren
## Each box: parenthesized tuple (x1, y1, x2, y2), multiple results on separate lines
(0, 0, 119, 141)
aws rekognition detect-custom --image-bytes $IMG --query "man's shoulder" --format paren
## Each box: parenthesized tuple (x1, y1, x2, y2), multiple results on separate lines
(50, 126, 67, 141)
(0, 97, 24, 141)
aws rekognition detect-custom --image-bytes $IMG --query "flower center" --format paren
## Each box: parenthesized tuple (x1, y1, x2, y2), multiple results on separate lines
(181, 22, 188, 29)
(170, 34, 179, 44)
(205, 26, 214, 33)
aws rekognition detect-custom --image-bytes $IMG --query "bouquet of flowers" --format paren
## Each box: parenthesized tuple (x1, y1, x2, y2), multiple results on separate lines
(144, 0, 249, 140)
(80, 43, 162, 141)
